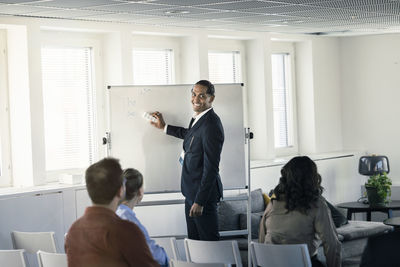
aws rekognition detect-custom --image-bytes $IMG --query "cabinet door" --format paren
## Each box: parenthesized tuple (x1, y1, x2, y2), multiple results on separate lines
(0, 192, 64, 267)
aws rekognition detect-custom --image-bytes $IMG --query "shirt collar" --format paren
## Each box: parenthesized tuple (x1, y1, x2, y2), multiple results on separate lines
(192, 107, 212, 120)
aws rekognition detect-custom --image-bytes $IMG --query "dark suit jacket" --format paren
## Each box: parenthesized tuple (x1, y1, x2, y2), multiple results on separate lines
(167, 108, 224, 206)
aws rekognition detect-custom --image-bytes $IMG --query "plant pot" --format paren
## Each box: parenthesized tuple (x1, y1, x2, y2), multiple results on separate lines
(365, 186, 386, 207)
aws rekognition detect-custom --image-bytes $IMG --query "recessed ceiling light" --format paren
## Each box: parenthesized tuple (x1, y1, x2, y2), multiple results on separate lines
(164, 10, 190, 15)
(121, 0, 157, 2)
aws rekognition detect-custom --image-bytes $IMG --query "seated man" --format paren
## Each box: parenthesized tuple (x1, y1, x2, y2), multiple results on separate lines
(65, 158, 158, 267)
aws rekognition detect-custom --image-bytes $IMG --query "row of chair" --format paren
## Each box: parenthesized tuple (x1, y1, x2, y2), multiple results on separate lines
(1, 231, 312, 267)
(157, 237, 311, 267)
(0, 250, 66, 267)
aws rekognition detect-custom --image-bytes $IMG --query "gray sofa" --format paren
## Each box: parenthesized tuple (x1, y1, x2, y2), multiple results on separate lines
(218, 189, 393, 266)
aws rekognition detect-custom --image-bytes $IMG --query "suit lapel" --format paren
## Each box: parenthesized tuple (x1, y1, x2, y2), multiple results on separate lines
(189, 109, 213, 133)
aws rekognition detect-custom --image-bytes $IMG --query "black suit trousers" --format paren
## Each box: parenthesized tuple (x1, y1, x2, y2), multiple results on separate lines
(185, 199, 219, 241)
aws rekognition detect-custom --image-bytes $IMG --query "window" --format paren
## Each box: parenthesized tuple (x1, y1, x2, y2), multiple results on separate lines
(208, 51, 242, 84)
(271, 52, 296, 150)
(132, 49, 174, 85)
(0, 31, 11, 186)
(41, 46, 96, 174)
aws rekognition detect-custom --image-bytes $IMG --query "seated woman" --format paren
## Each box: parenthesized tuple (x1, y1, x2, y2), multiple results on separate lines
(259, 156, 341, 267)
(116, 168, 169, 266)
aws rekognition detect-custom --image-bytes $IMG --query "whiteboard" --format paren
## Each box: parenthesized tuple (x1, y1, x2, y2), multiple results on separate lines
(108, 84, 246, 193)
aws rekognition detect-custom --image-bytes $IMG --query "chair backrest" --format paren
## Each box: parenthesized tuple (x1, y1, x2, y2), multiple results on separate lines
(11, 231, 58, 254)
(250, 242, 312, 267)
(37, 250, 67, 267)
(184, 239, 242, 267)
(152, 237, 181, 260)
(170, 259, 226, 267)
(0, 249, 27, 267)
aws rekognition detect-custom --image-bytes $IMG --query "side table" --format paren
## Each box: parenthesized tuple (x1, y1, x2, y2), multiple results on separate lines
(383, 217, 400, 228)
(337, 200, 400, 221)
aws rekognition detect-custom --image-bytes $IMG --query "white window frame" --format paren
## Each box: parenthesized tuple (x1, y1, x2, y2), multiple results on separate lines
(271, 42, 298, 156)
(132, 48, 175, 85)
(0, 30, 12, 187)
(207, 38, 247, 126)
(132, 35, 179, 84)
(41, 32, 104, 182)
(208, 50, 242, 84)
(208, 38, 246, 83)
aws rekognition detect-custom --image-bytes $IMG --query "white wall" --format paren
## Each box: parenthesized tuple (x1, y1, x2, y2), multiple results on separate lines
(312, 37, 343, 153)
(340, 34, 400, 183)
(295, 37, 343, 155)
(3, 15, 398, 244)
(251, 153, 363, 204)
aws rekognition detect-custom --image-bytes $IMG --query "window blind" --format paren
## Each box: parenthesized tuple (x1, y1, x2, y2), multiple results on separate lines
(132, 49, 173, 85)
(41, 47, 96, 172)
(271, 53, 292, 148)
(208, 51, 241, 84)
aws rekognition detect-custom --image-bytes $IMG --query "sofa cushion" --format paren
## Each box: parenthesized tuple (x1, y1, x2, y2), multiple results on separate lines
(336, 220, 393, 241)
(218, 199, 246, 231)
(250, 188, 265, 213)
(326, 200, 348, 227)
(218, 188, 265, 231)
(239, 211, 264, 239)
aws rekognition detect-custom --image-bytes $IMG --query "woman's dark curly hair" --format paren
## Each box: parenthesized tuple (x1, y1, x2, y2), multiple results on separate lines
(274, 156, 324, 214)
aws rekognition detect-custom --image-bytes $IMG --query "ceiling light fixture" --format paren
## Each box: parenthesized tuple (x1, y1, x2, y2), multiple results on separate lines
(164, 10, 190, 15)
(121, 0, 157, 3)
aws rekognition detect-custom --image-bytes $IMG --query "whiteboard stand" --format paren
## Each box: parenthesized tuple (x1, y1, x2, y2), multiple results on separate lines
(103, 132, 111, 157)
(245, 128, 254, 267)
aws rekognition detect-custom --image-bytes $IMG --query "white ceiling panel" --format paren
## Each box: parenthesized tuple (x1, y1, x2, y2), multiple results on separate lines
(180, 11, 265, 20)
(26, 0, 116, 8)
(0, 0, 45, 3)
(27, 9, 113, 18)
(307, 0, 398, 9)
(219, 14, 294, 23)
(134, 6, 217, 16)
(79, 12, 154, 22)
(0, 3, 50, 14)
(84, 2, 172, 12)
(131, 16, 200, 25)
(280, 7, 381, 19)
(244, 4, 323, 14)
(201, 1, 287, 11)
(150, 0, 242, 6)
(1, 0, 400, 35)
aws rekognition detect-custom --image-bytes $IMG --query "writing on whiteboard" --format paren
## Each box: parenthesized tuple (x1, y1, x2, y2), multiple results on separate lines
(140, 88, 151, 95)
(128, 111, 137, 118)
(127, 97, 136, 106)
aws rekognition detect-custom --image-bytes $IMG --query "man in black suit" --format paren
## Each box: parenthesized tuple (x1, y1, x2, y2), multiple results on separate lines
(151, 80, 224, 241)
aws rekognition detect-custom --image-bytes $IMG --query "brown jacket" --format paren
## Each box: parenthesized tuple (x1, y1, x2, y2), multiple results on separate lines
(259, 196, 341, 267)
(65, 206, 158, 267)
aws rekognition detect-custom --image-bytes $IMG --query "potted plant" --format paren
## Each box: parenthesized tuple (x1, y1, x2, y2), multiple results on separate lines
(365, 172, 392, 207)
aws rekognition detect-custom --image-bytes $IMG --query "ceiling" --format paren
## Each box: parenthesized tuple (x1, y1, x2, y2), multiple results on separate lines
(1, 0, 400, 35)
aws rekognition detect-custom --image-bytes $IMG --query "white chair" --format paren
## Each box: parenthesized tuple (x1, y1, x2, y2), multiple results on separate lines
(250, 241, 312, 267)
(0, 249, 27, 267)
(184, 239, 242, 267)
(37, 250, 67, 267)
(11, 231, 58, 253)
(170, 259, 226, 267)
(152, 237, 182, 260)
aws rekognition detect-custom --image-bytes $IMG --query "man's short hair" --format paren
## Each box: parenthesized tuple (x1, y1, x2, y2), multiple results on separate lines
(195, 80, 215, 96)
(85, 157, 123, 205)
